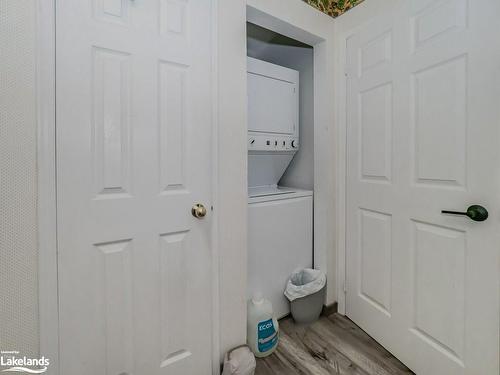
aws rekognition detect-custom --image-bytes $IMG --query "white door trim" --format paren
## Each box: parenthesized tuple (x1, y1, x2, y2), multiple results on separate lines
(210, 0, 221, 372)
(36, 1, 222, 373)
(215, 0, 248, 358)
(333, 32, 349, 315)
(36, 1, 59, 374)
(334, 29, 363, 315)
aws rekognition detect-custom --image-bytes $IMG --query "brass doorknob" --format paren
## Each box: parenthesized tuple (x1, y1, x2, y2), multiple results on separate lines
(192, 203, 207, 219)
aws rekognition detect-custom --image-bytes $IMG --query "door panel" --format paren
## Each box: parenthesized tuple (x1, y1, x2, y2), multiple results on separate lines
(412, 55, 467, 187)
(410, 221, 466, 363)
(56, 1, 214, 374)
(346, 1, 500, 374)
(358, 209, 392, 317)
(359, 82, 393, 183)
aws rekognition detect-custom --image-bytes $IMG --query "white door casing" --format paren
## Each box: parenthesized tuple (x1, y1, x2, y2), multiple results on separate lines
(56, 0, 214, 374)
(346, 1, 499, 374)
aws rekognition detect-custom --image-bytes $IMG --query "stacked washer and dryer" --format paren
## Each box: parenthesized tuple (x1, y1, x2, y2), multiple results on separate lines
(247, 57, 313, 318)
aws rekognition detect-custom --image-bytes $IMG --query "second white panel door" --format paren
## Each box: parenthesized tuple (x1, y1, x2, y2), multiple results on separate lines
(346, 1, 500, 374)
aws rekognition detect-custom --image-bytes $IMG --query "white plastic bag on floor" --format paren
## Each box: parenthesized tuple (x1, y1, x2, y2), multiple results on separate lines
(222, 345, 256, 375)
(284, 268, 326, 302)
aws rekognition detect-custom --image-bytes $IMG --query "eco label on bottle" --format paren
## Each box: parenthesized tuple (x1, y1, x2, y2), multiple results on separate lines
(257, 319, 278, 353)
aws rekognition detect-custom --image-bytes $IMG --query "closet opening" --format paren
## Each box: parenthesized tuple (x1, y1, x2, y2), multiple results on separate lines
(246, 21, 316, 319)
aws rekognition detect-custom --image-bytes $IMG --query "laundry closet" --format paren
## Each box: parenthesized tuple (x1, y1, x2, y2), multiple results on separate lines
(5, 0, 497, 373)
(246, 23, 316, 318)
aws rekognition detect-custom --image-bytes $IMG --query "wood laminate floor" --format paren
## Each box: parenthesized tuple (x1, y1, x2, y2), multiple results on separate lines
(255, 313, 414, 375)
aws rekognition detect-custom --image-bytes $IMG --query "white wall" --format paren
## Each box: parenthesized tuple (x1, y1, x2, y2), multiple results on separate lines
(247, 30, 315, 190)
(0, 0, 39, 357)
(334, 0, 398, 32)
(216, 0, 249, 360)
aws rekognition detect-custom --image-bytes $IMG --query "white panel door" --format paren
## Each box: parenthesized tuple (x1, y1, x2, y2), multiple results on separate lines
(346, 1, 500, 374)
(56, 0, 214, 374)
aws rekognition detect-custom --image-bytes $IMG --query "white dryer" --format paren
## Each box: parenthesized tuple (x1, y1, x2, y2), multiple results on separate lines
(247, 57, 313, 318)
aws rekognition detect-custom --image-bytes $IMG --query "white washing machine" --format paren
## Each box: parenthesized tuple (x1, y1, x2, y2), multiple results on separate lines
(248, 187, 312, 318)
(247, 57, 313, 318)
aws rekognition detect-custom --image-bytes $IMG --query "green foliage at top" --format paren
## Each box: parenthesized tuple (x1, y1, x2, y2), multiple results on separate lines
(303, 0, 364, 18)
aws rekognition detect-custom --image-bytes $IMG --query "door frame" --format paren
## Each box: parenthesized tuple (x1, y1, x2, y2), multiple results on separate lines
(36, 1, 222, 373)
(333, 30, 348, 315)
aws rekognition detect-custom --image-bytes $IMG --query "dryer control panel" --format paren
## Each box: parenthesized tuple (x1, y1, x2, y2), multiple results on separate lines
(248, 134, 299, 152)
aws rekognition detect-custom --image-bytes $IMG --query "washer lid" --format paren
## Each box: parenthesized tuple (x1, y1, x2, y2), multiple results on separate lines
(248, 186, 313, 203)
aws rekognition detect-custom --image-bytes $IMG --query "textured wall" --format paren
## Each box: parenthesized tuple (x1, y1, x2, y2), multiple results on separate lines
(0, 0, 39, 358)
(303, 0, 365, 17)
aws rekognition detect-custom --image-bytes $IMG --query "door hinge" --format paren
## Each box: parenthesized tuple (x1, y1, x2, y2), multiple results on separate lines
(343, 281, 347, 294)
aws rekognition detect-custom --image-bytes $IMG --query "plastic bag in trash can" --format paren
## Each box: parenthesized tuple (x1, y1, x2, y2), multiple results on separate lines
(284, 268, 326, 301)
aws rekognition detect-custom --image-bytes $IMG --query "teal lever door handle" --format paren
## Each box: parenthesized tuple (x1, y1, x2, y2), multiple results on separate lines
(441, 205, 488, 222)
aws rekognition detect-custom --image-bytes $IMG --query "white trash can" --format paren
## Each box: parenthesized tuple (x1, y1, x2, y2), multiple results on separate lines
(284, 268, 326, 324)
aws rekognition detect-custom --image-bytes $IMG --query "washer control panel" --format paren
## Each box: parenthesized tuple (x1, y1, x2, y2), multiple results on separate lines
(248, 134, 299, 151)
